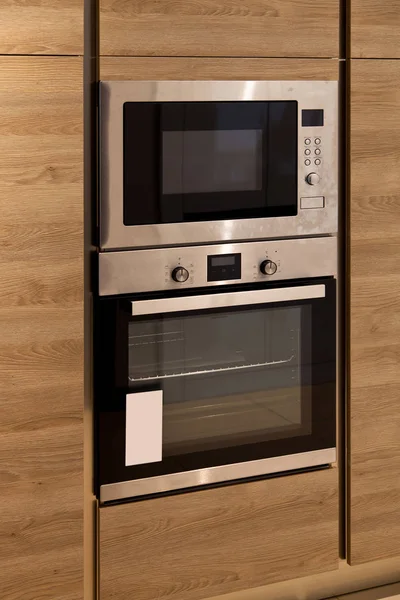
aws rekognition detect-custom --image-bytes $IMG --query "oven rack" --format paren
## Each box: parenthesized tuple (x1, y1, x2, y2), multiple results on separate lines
(128, 355, 294, 383)
(128, 331, 183, 347)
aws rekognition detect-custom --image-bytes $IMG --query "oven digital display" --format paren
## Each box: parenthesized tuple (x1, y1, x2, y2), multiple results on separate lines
(207, 253, 241, 282)
(211, 256, 236, 267)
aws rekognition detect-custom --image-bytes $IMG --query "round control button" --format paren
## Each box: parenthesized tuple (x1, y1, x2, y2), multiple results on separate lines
(315, 148, 321, 155)
(315, 158, 321, 166)
(304, 148, 311, 156)
(172, 266, 189, 283)
(315, 137, 321, 145)
(306, 172, 320, 185)
(305, 138, 311, 145)
(260, 260, 278, 276)
(305, 159, 311, 166)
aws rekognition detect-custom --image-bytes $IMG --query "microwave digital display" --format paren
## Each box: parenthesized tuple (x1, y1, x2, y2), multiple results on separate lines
(302, 109, 324, 127)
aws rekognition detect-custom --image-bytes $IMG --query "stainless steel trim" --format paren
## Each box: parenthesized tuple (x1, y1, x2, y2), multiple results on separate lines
(99, 80, 338, 250)
(131, 284, 325, 316)
(100, 448, 336, 503)
(99, 236, 337, 296)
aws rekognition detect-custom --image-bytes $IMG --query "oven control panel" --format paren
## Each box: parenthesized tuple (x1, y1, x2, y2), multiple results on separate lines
(99, 237, 337, 296)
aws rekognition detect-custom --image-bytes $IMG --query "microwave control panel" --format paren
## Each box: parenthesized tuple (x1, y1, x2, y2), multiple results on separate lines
(99, 237, 337, 296)
(299, 108, 331, 210)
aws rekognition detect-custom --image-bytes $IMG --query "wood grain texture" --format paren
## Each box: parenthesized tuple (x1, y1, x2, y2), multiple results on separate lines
(351, 0, 400, 58)
(0, 58, 83, 599)
(0, 0, 83, 54)
(349, 60, 400, 564)
(99, 0, 339, 58)
(100, 57, 339, 81)
(100, 468, 338, 600)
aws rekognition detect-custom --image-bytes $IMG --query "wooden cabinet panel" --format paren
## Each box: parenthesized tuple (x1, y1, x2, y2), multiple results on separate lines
(100, 57, 339, 81)
(0, 57, 83, 599)
(100, 469, 338, 600)
(351, 0, 400, 58)
(0, 0, 83, 54)
(99, 0, 339, 58)
(349, 60, 400, 564)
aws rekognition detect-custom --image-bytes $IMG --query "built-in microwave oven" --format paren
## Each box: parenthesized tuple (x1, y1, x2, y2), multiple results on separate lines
(96, 237, 337, 503)
(99, 80, 338, 250)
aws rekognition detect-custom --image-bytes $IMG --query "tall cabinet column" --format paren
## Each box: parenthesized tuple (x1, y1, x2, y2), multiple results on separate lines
(349, 1, 400, 565)
(0, 3, 84, 599)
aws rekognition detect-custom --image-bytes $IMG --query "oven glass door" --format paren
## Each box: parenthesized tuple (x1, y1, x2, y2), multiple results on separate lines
(123, 101, 298, 226)
(96, 279, 336, 500)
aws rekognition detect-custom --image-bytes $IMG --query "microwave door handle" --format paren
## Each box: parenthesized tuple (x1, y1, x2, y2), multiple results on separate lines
(131, 284, 325, 316)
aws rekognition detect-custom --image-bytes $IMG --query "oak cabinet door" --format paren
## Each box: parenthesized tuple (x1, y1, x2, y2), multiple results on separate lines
(351, 0, 400, 58)
(0, 57, 83, 599)
(0, 0, 83, 54)
(100, 469, 338, 600)
(349, 59, 400, 564)
(99, 0, 339, 58)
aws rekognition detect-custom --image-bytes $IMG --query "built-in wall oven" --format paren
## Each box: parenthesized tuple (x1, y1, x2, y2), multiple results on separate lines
(96, 237, 337, 503)
(99, 80, 338, 250)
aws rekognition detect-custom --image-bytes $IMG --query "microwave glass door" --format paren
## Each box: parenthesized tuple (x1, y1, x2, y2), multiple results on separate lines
(123, 101, 298, 226)
(97, 279, 336, 498)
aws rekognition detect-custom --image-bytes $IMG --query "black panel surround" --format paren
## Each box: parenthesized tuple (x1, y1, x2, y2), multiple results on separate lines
(123, 100, 298, 226)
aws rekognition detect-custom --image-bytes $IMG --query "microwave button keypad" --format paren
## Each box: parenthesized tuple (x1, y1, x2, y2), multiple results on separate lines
(303, 137, 323, 171)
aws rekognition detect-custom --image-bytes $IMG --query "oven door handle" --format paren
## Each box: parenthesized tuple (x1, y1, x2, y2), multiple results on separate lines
(131, 284, 326, 316)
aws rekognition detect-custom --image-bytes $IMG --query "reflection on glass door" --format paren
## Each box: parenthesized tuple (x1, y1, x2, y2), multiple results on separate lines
(128, 304, 312, 455)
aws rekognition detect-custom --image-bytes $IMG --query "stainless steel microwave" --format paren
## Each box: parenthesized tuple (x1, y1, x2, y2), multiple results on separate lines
(99, 80, 338, 250)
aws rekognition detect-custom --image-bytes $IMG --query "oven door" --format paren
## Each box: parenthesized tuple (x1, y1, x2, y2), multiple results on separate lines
(96, 278, 336, 503)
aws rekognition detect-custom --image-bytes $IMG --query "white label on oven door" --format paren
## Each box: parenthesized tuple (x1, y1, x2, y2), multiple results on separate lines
(125, 391, 163, 467)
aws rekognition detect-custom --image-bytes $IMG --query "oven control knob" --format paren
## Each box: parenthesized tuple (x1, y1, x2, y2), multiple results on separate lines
(306, 172, 320, 186)
(260, 260, 277, 276)
(172, 266, 189, 283)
